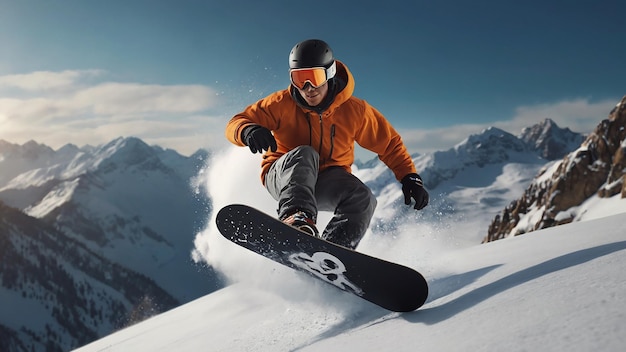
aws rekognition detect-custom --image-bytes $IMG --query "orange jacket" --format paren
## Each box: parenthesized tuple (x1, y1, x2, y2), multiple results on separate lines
(225, 60, 417, 184)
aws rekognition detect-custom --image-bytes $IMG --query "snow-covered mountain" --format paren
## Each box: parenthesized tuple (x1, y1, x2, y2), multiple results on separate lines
(0, 137, 223, 351)
(0, 140, 75, 187)
(486, 95, 626, 241)
(0, 137, 221, 301)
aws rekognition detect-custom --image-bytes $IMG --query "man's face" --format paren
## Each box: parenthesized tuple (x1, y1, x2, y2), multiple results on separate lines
(295, 81, 328, 107)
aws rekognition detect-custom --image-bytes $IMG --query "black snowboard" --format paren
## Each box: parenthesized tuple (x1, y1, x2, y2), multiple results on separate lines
(215, 204, 429, 312)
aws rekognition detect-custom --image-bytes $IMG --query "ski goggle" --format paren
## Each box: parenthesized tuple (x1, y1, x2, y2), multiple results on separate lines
(289, 61, 337, 90)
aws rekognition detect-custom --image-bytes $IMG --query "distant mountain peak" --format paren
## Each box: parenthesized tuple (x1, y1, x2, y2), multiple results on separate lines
(519, 118, 585, 160)
(457, 126, 513, 148)
(450, 126, 528, 165)
(0, 139, 55, 160)
(98, 136, 150, 154)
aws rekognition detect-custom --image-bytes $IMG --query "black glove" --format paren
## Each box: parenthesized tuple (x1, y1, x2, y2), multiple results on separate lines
(401, 173, 429, 210)
(241, 125, 277, 154)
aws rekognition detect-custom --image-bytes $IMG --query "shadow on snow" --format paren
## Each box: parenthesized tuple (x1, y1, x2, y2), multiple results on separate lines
(405, 240, 626, 324)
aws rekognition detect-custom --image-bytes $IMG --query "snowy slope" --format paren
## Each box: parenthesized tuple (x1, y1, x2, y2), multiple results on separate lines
(75, 209, 626, 352)
(76, 143, 626, 351)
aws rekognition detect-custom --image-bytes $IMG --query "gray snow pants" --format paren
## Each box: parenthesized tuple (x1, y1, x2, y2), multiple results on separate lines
(264, 145, 377, 249)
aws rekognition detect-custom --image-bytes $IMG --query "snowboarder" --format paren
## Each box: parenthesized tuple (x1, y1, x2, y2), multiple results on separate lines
(225, 39, 429, 249)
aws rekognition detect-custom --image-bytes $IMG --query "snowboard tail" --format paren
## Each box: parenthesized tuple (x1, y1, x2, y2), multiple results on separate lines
(215, 204, 428, 312)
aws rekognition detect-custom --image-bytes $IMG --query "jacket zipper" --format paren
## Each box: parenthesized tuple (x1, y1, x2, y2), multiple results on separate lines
(318, 114, 324, 157)
(328, 124, 335, 160)
(317, 113, 336, 163)
(305, 114, 313, 145)
(307, 113, 335, 163)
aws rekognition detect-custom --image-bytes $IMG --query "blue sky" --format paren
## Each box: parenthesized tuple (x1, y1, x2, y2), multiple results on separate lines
(0, 0, 624, 159)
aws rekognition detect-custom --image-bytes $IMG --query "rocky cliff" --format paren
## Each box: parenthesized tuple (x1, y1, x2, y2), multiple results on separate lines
(485, 95, 626, 242)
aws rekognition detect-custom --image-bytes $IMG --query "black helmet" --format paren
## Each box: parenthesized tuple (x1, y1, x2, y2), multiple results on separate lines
(289, 39, 334, 69)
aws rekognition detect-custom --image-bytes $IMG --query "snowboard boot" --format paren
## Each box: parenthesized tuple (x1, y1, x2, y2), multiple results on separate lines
(282, 211, 319, 237)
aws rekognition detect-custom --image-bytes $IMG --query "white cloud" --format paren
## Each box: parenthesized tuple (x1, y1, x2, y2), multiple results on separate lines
(0, 70, 228, 155)
(0, 69, 103, 92)
(504, 97, 618, 134)
(73, 83, 217, 115)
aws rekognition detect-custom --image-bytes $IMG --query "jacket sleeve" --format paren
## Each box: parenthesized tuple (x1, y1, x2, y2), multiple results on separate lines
(225, 91, 284, 146)
(355, 103, 417, 181)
